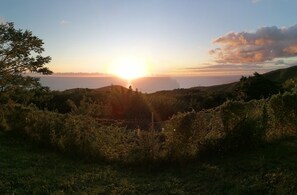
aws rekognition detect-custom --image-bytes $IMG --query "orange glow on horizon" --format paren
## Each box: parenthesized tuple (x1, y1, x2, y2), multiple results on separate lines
(108, 56, 149, 80)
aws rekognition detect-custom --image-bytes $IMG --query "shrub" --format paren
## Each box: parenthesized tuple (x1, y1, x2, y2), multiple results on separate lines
(164, 99, 267, 158)
(163, 109, 223, 159)
(127, 130, 167, 164)
(267, 92, 297, 139)
(2, 91, 297, 164)
(0, 103, 31, 134)
(218, 100, 266, 151)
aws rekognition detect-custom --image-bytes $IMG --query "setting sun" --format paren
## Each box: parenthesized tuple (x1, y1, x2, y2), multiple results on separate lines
(109, 57, 149, 80)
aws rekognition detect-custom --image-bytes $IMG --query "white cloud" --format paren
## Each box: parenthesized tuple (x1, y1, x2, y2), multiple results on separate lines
(0, 16, 5, 24)
(60, 20, 71, 26)
(252, 0, 261, 3)
(210, 24, 297, 64)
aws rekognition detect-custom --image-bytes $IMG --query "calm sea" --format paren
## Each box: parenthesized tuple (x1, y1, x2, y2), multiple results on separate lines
(39, 75, 242, 93)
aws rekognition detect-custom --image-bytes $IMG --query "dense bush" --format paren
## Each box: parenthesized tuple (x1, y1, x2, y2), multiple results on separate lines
(1, 92, 297, 164)
(164, 110, 223, 159)
(266, 92, 297, 139)
(0, 103, 163, 163)
(219, 100, 266, 149)
(163, 100, 266, 158)
(235, 72, 283, 101)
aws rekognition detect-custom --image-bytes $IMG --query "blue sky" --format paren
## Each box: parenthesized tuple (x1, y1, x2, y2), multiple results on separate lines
(1, 0, 297, 75)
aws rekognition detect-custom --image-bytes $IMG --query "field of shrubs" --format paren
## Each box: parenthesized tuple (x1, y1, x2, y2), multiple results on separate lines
(1, 92, 296, 165)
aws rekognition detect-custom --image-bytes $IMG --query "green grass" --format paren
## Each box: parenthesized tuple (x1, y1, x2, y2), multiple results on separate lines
(1, 131, 297, 194)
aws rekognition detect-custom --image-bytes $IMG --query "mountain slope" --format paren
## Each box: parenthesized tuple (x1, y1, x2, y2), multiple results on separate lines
(153, 65, 297, 95)
(263, 65, 297, 83)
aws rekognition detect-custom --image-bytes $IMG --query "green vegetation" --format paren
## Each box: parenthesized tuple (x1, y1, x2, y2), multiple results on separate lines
(235, 72, 283, 101)
(1, 22, 297, 194)
(44, 67, 297, 123)
(0, 22, 52, 105)
(2, 131, 297, 194)
(1, 92, 297, 165)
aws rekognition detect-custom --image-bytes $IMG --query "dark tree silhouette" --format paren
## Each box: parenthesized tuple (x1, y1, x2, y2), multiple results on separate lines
(236, 72, 283, 101)
(0, 22, 52, 93)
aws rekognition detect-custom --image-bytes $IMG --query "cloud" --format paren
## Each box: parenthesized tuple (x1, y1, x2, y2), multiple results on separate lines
(186, 64, 263, 70)
(251, 0, 261, 3)
(0, 16, 5, 24)
(274, 59, 285, 65)
(274, 59, 297, 66)
(60, 20, 71, 26)
(184, 64, 265, 72)
(181, 63, 281, 76)
(210, 24, 297, 64)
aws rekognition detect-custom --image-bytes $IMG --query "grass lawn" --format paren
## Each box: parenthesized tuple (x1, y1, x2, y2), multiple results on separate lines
(1, 131, 297, 194)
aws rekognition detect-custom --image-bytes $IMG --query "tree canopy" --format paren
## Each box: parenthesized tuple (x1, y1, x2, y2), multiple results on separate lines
(235, 72, 283, 101)
(0, 22, 52, 93)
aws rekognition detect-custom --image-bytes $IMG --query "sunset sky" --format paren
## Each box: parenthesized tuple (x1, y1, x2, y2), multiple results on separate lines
(1, 0, 297, 76)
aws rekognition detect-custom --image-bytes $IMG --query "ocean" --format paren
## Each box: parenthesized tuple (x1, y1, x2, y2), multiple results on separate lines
(39, 75, 242, 93)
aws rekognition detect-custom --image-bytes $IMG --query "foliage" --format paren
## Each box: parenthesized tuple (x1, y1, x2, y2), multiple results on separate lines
(67, 96, 104, 118)
(33, 66, 297, 123)
(164, 111, 220, 159)
(283, 76, 297, 93)
(128, 130, 167, 164)
(2, 129, 297, 194)
(216, 100, 266, 152)
(0, 22, 52, 104)
(0, 103, 159, 163)
(266, 92, 297, 139)
(46, 85, 232, 126)
(164, 100, 266, 158)
(235, 72, 283, 101)
(2, 91, 297, 164)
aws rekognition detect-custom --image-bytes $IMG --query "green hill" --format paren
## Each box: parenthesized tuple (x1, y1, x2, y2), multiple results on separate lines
(55, 66, 297, 98)
(263, 65, 297, 82)
(175, 66, 297, 93)
(2, 66, 297, 194)
(45, 66, 297, 122)
(152, 65, 297, 97)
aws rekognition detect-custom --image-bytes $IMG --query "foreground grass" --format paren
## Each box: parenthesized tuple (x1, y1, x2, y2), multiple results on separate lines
(1, 132, 297, 194)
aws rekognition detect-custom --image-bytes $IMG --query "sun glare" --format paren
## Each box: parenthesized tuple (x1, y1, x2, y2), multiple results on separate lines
(109, 57, 148, 80)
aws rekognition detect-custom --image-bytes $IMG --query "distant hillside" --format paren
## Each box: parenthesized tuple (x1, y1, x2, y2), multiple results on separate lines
(47, 66, 297, 120)
(163, 65, 297, 94)
(190, 82, 238, 92)
(55, 66, 297, 101)
(263, 65, 297, 83)
(148, 65, 297, 108)
(63, 85, 129, 94)
(197, 65, 297, 92)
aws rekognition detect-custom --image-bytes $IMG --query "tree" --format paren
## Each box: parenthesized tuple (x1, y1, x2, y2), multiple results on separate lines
(284, 76, 297, 93)
(235, 72, 283, 101)
(0, 22, 52, 94)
